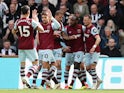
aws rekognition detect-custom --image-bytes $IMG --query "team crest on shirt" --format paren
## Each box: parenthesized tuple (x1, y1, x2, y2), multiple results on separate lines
(47, 25, 51, 30)
(93, 28, 97, 33)
(69, 31, 72, 34)
(87, 29, 91, 33)
(77, 29, 81, 33)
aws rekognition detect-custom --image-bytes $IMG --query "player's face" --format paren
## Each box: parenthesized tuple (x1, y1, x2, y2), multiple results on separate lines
(42, 15, 49, 24)
(83, 16, 91, 26)
(68, 16, 76, 26)
(56, 14, 63, 22)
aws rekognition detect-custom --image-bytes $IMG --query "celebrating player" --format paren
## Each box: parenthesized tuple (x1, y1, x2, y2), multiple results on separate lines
(12, 5, 44, 88)
(83, 15, 102, 89)
(37, 9, 61, 89)
(53, 10, 65, 85)
(62, 14, 86, 89)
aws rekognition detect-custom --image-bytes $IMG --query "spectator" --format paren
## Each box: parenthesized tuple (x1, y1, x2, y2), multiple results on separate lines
(0, 0, 9, 32)
(73, 0, 89, 18)
(4, 0, 11, 7)
(118, 29, 124, 56)
(68, 0, 77, 5)
(2, 20, 17, 51)
(100, 26, 119, 49)
(96, 18, 105, 37)
(56, 0, 73, 13)
(88, 0, 105, 14)
(93, 0, 105, 14)
(100, 0, 108, 6)
(106, 19, 118, 34)
(118, 0, 124, 30)
(48, 0, 58, 7)
(90, 4, 103, 26)
(101, 38, 122, 57)
(59, 4, 71, 26)
(0, 16, 3, 38)
(0, 40, 16, 56)
(0, 0, 9, 18)
(6, 3, 20, 24)
(0, 38, 3, 49)
(103, 7, 124, 29)
(35, 0, 42, 5)
(18, 0, 28, 6)
(38, 0, 56, 16)
(11, 0, 22, 14)
(104, 0, 122, 16)
(120, 0, 124, 16)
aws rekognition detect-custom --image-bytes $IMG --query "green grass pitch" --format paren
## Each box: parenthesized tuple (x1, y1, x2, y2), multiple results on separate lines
(0, 89, 124, 93)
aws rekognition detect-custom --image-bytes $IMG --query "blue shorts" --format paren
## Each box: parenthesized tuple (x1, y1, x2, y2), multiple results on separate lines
(53, 48, 62, 61)
(73, 51, 84, 63)
(65, 53, 74, 66)
(38, 49, 55, 63)
(19, 48, 38, 62)
(84, 52, 100, 66)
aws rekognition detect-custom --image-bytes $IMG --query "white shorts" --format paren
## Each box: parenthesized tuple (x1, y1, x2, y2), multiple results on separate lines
(65, 53, 74, 66)
(84, 52, 100, 66)
(38, 49, 55, 63)
(53, 48, 62, 61)
(73, 51, 84, 63)
(19, 48, 38, 62)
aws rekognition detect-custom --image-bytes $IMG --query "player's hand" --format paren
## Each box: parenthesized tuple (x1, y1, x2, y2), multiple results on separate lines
(70, 35, 80, 39)
(63, 46, 71, 52)
(47, 9, 52, 19)
(32, 9, 37, 17)
(53, 31, 61, 37)
(32, 9, 39, 22)
(89, 47, 95, 54)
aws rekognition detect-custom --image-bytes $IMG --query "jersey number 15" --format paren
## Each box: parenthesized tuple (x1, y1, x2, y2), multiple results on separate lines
(18, 26, 30, 37)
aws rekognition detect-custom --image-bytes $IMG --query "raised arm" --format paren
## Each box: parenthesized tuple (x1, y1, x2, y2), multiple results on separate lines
(32, 9, 44, 32)
(51, 17, 61, 30)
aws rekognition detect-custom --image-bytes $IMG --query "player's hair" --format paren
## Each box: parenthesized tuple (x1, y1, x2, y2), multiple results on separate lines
(41, 11, 48, 16)
(84, 14, 92, 20)
(70, 14, 79, 21)
(55, 10, 63, 16)
(21, 5, 30, 15)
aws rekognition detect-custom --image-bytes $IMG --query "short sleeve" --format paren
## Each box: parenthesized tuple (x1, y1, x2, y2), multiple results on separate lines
(63, 26, 67, 34)
(61, 23, 65, 32)
(91, 27, 99, 36)
(51, 17, 61, 30)
(31, 19, 39, 30)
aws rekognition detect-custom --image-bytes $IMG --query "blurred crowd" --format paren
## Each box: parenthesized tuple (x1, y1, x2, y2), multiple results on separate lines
(0, 0, 124, 57)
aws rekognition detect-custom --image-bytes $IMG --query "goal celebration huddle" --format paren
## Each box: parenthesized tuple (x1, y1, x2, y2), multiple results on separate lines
(12, 5, 102, 90)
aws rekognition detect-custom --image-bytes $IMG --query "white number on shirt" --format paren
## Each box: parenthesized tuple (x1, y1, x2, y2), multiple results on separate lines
(18, 26, 30, 37)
